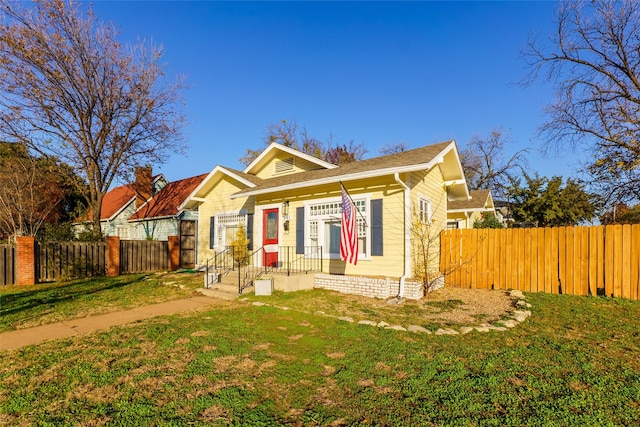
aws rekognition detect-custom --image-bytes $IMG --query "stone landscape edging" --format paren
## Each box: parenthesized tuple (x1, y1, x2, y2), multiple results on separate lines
(245, 289, 532, 335)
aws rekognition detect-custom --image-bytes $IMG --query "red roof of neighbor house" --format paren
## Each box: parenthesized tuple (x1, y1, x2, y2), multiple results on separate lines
(129, 174, 208, 220)
(75, 184, 136, 222)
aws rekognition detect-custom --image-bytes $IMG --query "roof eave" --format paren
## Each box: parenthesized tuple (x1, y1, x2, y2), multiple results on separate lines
(230, 162, 439, 199)
(106, 197, 136, 221)
(242, 142, 338, 174)
(178, 166, 256, 211)
(128, 214, 177, 223)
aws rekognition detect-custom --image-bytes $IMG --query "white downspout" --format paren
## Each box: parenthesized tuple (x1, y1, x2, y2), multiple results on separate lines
(394, 173, 411, 298)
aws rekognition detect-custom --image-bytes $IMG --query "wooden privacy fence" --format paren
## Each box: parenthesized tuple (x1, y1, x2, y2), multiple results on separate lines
(1, 244, 16, 285)
(8, 236, 180, 286)
(120, 240, 169, 274)
(37, 241, 107, 282)
(440, 225, 640, 300)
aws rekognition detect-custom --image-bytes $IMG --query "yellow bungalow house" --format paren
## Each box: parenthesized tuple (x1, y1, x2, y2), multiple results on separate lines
(447, 189, 496, 229)
(180, 140, 470, 300)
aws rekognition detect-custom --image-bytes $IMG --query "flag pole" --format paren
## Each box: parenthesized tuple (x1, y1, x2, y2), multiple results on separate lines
(339, 181, 368, 227)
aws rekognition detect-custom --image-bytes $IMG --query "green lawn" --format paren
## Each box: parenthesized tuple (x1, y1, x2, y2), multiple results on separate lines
(0, 271, 204, 332)
(1, 275, 639, 426)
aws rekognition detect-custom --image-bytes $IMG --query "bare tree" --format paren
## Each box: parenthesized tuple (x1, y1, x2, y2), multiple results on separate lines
(240, 119, 367, 166)
(524, 0, 640, 204)
(379, 142, 409, 155)
(459, 128, 528, 200)
(410, 199, 480, 297)
(0, 146, 67, 239)
(0, 0, 186, 235)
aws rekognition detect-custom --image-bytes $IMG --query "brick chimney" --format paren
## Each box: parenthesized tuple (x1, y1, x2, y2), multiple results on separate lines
(135, 166, 153, 209)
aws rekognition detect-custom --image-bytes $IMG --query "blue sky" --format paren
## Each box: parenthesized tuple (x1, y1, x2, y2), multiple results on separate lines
(91, 1, 580, 185)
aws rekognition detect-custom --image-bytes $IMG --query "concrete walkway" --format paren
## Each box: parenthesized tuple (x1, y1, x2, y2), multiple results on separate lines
(0, 296, 228, 352)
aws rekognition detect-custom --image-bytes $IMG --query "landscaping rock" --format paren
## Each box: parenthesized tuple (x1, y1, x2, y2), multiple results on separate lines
(509, 290, 525, 299)
(407, 325, 431, 334)
(358, 320, 377, 327)
(252, 302, 267, 306)
(435, 328, 459, 335)
(377, 321, 389, 328)
(501, 319, 519, 328)
(338, 316, 354, 323)
(459, 326, 474, 334)
(512, 310, 531, 322)
(386, 325, 407, 331)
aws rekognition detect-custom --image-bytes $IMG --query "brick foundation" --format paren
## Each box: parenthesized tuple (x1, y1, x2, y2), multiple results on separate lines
(314, 274, 425, 300)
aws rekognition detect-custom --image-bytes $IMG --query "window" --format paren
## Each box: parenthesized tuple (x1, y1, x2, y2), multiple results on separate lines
(215, 213, 247, 247)
(419, 196, 432, 223)
(307, 197, 368, 258)
(116, 225, 138, 239)
(116, 226, 130, 239)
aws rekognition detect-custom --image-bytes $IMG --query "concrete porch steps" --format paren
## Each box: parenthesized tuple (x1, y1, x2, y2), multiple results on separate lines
(197, 274, 254, 300)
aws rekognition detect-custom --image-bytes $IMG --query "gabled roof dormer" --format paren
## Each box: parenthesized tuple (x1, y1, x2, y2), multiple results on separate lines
(243, 142, 338, 179)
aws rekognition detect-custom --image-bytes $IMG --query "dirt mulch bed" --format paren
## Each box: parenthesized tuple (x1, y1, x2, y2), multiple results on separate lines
(297, 287, 517, 326)
(419, 287, 516, 324)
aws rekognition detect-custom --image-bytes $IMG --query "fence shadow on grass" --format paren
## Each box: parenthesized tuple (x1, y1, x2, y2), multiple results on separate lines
(0, 275, 144, 319)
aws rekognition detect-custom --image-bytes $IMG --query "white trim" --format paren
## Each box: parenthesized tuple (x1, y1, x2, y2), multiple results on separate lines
(231, 162, 436, 199)
(107, 197, 136, 222)
(443, 179, 467, 187)
(211, 210, 248, 251)
(128, 215, 176, 223)
(304, 194, 371, 261)
(243, 142, 338, 174)
(394, 173, 412, 298)
(447, 207, 495, 214)
(178, 165, 256, 211)
(418, 194, 433, 223)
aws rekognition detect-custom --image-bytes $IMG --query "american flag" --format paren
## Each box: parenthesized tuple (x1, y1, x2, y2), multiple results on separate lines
(340, 187, 358, 265)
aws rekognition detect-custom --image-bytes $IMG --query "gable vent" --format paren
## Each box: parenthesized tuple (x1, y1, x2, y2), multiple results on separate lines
(275, 157, 294, 173)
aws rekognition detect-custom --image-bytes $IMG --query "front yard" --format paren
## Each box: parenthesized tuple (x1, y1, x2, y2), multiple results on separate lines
(1, 273, 639, 425)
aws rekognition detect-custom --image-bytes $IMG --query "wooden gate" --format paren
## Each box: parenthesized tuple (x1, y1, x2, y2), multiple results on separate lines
(179, 220, 196, 269)
(1, 244, 15, 286)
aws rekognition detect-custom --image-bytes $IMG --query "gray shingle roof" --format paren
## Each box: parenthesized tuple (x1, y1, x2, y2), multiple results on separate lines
(232, 140, 453, 197)
(448, 189, 491, 210)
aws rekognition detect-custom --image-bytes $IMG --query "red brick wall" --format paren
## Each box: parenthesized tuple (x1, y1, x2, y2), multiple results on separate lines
(107, 236, 120, 277)
(16, 236, 35, 286)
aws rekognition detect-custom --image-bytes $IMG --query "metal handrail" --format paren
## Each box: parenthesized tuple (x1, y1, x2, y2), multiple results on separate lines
(214, 245, 324, 294)
(204, 247, 234, 288)
(279, 246, 323, 275)
(238, 246, 271, 294)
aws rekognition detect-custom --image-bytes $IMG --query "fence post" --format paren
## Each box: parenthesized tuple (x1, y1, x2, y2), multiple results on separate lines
(168, 235, 180, 271)
(107, 236, 121, 277)
(16, 236, 36, 286)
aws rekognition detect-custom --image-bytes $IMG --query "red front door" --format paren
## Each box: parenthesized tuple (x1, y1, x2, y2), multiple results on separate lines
(263, 208, 278, 267)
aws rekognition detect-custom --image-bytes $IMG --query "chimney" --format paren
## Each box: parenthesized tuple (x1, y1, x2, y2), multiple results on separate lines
(135, 166, 153, 209)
